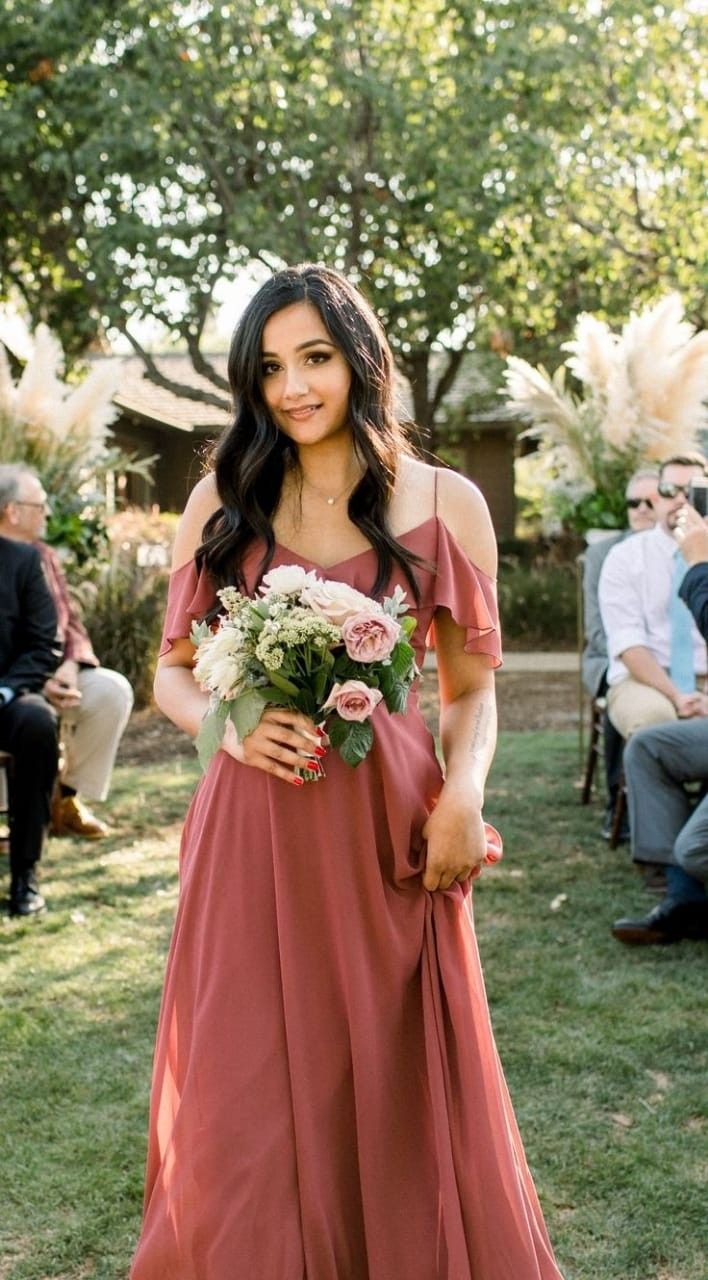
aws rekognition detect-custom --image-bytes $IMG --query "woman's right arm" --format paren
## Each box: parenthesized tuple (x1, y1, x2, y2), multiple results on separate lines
(153, 474, 220, 736)
(153, 475, 326, 783)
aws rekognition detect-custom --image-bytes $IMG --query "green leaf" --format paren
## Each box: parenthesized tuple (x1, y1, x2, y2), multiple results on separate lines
(383, 679, 409, 716)
(331, 655, 365, 682)
(190, 619, 211, 646)
(230, 688, 267, 741)
(389, 640, 416, 678)
(267, 669, 301, 696)
(195, 702, 230, 772)
(313, 664, 331, 704)
(296, 687, 318, 717)
(326, 716, 349, 749)
(247, 608, 266, 633)
(259, 685, 295, 707)
(332, 718, 375, 768)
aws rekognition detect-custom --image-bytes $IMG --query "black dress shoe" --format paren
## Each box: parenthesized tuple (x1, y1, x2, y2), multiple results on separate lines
(8, 879, 46, 918)
(612, 899, 708, 945)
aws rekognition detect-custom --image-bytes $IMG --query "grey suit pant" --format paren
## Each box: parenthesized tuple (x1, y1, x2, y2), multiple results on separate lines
(624, 719, 708, 881)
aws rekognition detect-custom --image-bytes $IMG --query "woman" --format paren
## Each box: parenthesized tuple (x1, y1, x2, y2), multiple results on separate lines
(131, 265, 564, 1279)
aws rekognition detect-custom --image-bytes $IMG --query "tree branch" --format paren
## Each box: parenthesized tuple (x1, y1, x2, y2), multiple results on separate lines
(568, 210, 656, 263)
(185, 331, 230, 393)
(116, 323, 231, 412)
(431, 347, 466, 417)
(181, 274, 231, 393)
(630, 164, 664, 235)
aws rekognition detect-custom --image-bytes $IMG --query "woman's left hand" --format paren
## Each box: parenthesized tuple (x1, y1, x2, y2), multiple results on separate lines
(421, 789, 487, 891)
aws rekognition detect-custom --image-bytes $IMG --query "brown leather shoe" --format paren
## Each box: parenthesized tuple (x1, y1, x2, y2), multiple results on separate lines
(51, 794, 110, 840)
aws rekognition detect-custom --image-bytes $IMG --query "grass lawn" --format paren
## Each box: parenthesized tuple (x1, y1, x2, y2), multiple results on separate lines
(0, 731, 705, 1279)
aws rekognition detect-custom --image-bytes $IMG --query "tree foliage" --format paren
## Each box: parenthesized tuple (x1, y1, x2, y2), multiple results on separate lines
(1, 0, 704, 443)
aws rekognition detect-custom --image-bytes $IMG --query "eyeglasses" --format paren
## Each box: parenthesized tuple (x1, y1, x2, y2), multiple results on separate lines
(626, 497, 654, 510)
(657, 482, 696, 500)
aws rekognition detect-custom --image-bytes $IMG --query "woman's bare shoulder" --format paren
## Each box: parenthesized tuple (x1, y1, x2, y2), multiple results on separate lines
(436, 467, 497, 577)
(394, 455, 437, 523)
(171, 472, 221, 570)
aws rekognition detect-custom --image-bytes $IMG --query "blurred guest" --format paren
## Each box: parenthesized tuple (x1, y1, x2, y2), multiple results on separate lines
(612, 504, 708, 944)
(581, 470, 658, 839)
(598, 454, 708, 740)
(0, 464, 133, 839)
(0, 523, 61, 915)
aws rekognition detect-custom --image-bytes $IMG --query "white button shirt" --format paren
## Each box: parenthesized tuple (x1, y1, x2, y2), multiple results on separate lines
(598, 523, 707, 686)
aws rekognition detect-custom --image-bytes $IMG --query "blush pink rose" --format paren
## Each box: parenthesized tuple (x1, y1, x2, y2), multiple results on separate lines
(322, 680, 384, 721)
(341, 611, 401, 662)
(300, 578, 380, 626)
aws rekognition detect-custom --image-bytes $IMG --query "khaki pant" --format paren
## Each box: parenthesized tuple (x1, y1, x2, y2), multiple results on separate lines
(606, 677, 677, 739)
(60, 667, 133, 800)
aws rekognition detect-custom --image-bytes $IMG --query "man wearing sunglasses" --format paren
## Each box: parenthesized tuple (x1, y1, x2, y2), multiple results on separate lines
(612, 502, 708, 945)
(599, 453, 708, 742)
(581, 470, 659, 839)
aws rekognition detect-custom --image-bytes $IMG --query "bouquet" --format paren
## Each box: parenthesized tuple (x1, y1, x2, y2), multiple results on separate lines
(190, 563, 419, 774)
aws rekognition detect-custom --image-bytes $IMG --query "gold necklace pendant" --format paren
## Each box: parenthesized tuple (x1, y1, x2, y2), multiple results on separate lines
(302, 471, 361, 507)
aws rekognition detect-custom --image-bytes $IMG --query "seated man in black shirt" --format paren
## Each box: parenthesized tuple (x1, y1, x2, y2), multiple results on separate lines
(0, 524, 62, 916)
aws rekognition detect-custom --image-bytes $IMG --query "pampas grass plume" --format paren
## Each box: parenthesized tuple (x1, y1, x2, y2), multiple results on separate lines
(563, 314, 617, 407)
(13, 325, 66, 430)
(53, 360, 121, 450)
(2, 321, 122, 459)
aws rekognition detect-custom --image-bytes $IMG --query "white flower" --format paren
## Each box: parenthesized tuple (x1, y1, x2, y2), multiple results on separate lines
(218, 586, 248, 618)
(193, 623, 246, 699)
(300, 577, 382, 627)
(260, 564, 318, 597)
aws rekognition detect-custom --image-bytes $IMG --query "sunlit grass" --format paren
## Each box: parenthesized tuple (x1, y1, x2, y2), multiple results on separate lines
(0, 736, 705, 1279)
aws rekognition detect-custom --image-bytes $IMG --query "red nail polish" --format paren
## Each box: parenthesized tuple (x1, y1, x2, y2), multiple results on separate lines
(292, 776, 305, 787)
(304, 759, 321, 772)
(316, 726, 326, 737)
(314, 745, 327, 758)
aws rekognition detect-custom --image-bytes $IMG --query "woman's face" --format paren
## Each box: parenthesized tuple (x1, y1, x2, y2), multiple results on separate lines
(260, 301, 352, 447)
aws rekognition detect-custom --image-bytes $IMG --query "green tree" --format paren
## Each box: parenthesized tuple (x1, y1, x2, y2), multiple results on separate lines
(1, 1, 704, 445)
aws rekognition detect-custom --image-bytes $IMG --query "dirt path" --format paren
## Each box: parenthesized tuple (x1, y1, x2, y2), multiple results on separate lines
(117, 671, 580, 767)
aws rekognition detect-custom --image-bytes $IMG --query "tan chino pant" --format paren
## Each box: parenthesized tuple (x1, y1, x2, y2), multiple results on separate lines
(60, 667, 133, 800)
(606, 677, 678, 739)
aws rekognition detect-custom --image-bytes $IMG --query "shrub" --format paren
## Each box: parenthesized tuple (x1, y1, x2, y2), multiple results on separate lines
(66, 509, 179, 707)
(497, 559, 578, 650)
(80, 563, 168, 708)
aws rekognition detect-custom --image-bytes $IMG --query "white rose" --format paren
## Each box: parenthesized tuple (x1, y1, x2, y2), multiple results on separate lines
(300, 577, 382, 627)
(260, 563, 318, 597)
(193, 625, 245, 699)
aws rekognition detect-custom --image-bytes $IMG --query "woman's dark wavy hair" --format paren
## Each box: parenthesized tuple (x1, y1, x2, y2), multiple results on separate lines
(197, 263, 427, 601)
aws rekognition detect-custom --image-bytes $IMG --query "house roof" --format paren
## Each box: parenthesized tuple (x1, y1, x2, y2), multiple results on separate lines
(113, 354, 232, 434)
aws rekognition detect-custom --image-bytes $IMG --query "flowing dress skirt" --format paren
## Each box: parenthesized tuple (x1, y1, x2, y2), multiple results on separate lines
(131, 517, 564, 1279)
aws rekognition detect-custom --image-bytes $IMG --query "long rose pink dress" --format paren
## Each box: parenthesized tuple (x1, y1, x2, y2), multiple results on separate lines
(131, 515, 564, 1280)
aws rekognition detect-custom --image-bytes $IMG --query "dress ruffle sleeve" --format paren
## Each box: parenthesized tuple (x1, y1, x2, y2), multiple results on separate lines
(158, 559, 219, 657)
(428, 521, 502, 668)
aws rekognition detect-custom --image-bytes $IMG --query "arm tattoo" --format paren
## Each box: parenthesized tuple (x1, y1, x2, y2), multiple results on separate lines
(469, 696, 492, 760)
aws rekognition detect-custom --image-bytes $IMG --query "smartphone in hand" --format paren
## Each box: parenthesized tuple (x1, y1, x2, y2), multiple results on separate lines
(689, 479, 708, 517)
